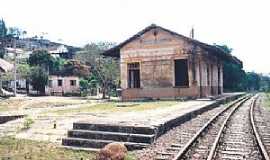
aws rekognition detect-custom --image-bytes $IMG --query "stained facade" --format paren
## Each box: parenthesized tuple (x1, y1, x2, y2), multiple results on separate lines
(104, 24, 241, 100)
(46, 75, 80, 96)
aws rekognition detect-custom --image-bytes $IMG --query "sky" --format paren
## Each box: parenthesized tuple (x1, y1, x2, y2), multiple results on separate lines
(0, 0, 269, 74)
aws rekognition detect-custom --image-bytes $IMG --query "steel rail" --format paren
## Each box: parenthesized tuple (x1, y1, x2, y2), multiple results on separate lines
(206, 96, 249, 160)
(172, 95, 249, 160)
(250, 96, 270, 160)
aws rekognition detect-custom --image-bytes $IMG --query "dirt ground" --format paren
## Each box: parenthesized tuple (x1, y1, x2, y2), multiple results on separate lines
(0, 95, 215, 144)
(0, 93, 243, 160)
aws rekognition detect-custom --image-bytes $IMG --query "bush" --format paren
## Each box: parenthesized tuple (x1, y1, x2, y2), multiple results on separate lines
(23, 117, 34, 129)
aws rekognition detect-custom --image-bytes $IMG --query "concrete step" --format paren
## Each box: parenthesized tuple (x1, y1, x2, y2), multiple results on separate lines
(68, 129, 155, 144)
(73, 122, 156, 135)
(62, 137, 150, 150)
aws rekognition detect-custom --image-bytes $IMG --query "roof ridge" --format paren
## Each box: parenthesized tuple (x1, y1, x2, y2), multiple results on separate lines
(102, 24, 241, 65)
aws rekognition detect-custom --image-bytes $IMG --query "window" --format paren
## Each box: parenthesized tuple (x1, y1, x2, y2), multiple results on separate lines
(174, 59, 189, 87)
(48, 80, 53, 88)
(70, 80, 76, 86)
(127, 62, 140, 88)
(58, 79, 63, 87)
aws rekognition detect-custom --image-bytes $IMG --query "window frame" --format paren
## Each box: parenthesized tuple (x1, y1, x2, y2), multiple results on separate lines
(127, 62, 141, 89)
(58, 79, 63, 87)
(70, 80, 76, 86)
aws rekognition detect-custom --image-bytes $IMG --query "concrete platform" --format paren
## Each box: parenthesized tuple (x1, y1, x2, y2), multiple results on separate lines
(62, 93, 244, 150)
(0, 115, 24, 124)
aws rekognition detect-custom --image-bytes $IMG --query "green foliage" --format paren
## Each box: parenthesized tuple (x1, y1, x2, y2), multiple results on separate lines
(0, 47, 5, 58)
(260, 75, 270, 92)
(7, 27, 21, 37)
(29, 50, 54, 71)
(29, 66, 48, 95)
(0, 19, 7, 58)
(51, 57, 66, 73)
(79, 79, 90, 90)
(75, 42, 119, 98)
(0, 19, 7, 38)
(17, 63, 31, 79)
(215, 44, 233, 54)
(23, 117, 34, 129)
(0, 136, 94, 159)
(223, 62, 247, 91)
(79, 79, 92, 97)
(218, 44, 246, 91)
(75, 42, 115, 65)
(57, 60, 90, 77)
(216, 44, 265, 92)
(246, 72, 260, 91)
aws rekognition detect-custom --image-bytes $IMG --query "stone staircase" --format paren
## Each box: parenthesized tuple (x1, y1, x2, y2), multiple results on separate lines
(62, 122, 157, 150)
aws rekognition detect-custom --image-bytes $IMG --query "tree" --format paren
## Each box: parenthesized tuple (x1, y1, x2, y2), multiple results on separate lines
(29, 50, 54, 72)
(0, 19, 7, 37)
(29, 66, 48, 95)
(0, 19, 7, 58)
(214, 44, 247, 91)
(246, 72, 260, 91)
(75, 42, 115, 66)
(58, 60, 90, 77)
(223, 62, 247, 91)
(260, 75, 270, 92)
(28, 50, 54, 95)
(93, 56, 120, 98)
(75, 42, 119, 98)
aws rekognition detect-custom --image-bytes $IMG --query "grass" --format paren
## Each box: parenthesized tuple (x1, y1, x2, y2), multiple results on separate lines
(0, 136, 94, 160)
(50, 101, 180, 115)
(265, 92, 270, 108)
(0, 136, 137, 160)
(0, 97, 87, 112)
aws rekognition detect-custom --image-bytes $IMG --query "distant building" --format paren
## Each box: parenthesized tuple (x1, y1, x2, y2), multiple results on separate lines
(104, 24, 241, 100)
(48, 45, 74, 59)
(5, 37, 80, 60)
(0, 58, 13, 73)
(0, 58, 14, 96)
(46, 75, 80, 96)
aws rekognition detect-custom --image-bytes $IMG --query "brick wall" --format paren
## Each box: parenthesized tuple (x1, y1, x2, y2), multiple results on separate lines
(119, 28, 223, 100)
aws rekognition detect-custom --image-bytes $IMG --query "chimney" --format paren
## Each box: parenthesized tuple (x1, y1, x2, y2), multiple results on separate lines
(190, 26, 194, 39)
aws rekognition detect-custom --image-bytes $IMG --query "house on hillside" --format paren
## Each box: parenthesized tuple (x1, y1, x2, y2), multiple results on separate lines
(0, 58, 14, 96)
(49, 45, 76, 59)
(103, 24, 241, 100)
(46, 75, 80, 96)
(6, 75, 80, 96)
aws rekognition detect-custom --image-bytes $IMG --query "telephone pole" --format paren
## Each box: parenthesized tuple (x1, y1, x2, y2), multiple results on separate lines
(13, 37, 17, 97)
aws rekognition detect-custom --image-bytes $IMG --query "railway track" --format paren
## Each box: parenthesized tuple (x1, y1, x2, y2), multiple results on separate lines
(170, 96, 250, 160)
(206, 96, 261, 160)
(152, 96, 248, 160)
(166, 94, 270, 160)
(144, 103, 228, 160)
(251, 95, 270, 160)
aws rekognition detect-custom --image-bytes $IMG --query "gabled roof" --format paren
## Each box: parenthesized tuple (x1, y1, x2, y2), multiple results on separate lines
(0, 58, 13, 72)
(103, 24, 242, 65)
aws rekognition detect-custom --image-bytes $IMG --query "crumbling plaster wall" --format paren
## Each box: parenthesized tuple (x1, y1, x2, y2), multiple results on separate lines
(120, 28, 193, 90)
(119, 28, 222, 100)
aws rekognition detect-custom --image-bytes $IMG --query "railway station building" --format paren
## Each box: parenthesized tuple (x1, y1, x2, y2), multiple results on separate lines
(103, 24, 241, 100)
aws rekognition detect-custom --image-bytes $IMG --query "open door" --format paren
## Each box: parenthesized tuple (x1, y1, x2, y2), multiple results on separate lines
(174, 59, 189, 87)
